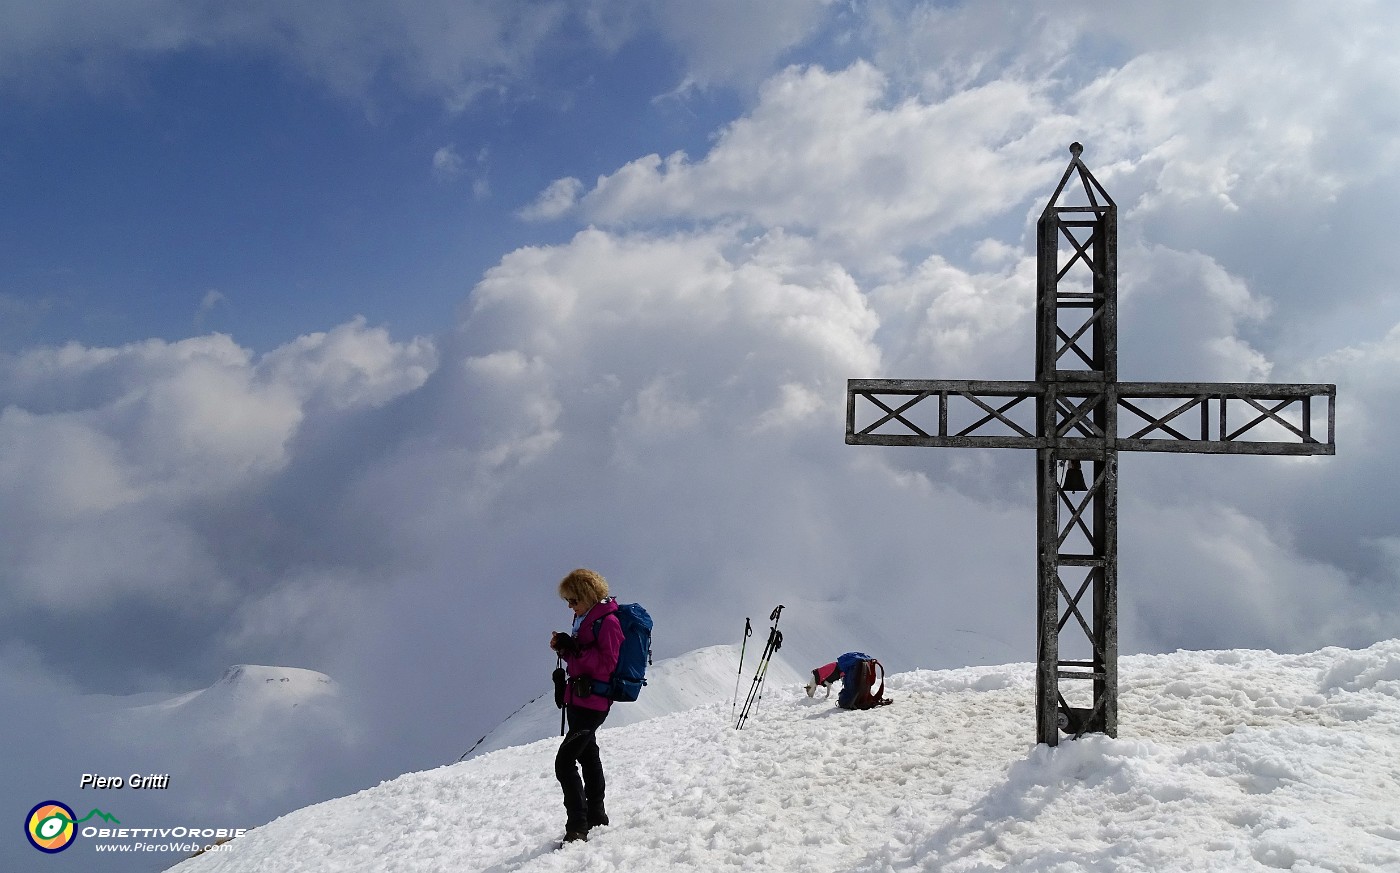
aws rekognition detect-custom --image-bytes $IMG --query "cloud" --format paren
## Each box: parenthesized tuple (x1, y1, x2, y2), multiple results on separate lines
(0, 321, 435, 682)
(571, 62, 1068, 268)
(0, 0, 836, 107)
(192, 289, 226, 332)
(867, 248, 1037, 382)
(0, 0, 570, 107)
(1120, 500, 1390, 655)
(640, 0, 833, 92)
(258, 317, 437, 413)
(435, 144, 493, 199)
(1116, 244, 1274, 382)
(518, 176, 582, 221)
(540, 0, 1400, 340)
(431, 145, 465, 180)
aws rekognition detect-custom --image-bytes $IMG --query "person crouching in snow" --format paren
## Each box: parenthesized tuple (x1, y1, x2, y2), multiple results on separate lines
(549, 568, 622, 844)
(806, 652, 890, 709)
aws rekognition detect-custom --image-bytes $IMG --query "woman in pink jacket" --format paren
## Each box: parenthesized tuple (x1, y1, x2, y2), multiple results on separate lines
(549, 568, 623, 843)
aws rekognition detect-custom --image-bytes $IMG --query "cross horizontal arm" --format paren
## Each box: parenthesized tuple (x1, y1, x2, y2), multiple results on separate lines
(1116, 381, 1336, 399)
(846, 379, 1336, 455)
(847, 379, 1040, 396)
(846, 380, 1040, 449)
(1115, 381, 1335, 456)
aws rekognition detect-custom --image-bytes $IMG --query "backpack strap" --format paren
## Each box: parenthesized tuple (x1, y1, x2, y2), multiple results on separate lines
(583, 597, 617, 649)
(586, 603, 621, 699)
(868, 659, 885, 703)
(847, 658, 887, 709)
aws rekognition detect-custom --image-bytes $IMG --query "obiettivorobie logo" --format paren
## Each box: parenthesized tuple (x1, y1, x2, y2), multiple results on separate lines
(25, 798, 247, 857)
(25, 801, 120, 853)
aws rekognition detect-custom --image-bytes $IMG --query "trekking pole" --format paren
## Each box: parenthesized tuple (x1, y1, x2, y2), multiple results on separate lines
(554, 655, 567, 737)
(731, 617, 752, 715)
(748, 606, 783, 721)
(736, 605, 784, 730)
(736, 625, 781, 729)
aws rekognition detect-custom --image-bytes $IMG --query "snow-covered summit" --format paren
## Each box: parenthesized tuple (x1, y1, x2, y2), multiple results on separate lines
(213, 664, 336, 690)
(204, 665, 337, 703)
(174, 641, 1400, 873)
(124, 664, 338, 718)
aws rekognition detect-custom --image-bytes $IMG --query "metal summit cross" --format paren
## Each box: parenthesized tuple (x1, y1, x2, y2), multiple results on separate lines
(845, 143, 1336, 746)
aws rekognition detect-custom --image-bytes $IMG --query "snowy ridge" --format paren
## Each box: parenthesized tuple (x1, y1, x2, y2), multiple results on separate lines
(465, 644, 804, 758)
(174, 641, 1400, 873)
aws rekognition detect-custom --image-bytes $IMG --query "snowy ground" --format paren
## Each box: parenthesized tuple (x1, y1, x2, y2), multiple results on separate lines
(174, 640, 1400, 873)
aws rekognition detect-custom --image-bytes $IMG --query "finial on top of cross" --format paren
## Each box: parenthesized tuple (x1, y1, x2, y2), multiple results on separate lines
(1069, 142, 1083, 157)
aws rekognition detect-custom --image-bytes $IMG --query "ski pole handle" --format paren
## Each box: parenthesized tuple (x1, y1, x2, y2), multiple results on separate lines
(770, 604, 784, 623)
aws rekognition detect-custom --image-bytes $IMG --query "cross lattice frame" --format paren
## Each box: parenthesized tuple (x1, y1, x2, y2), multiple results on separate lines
(845, 143, 1336, 745)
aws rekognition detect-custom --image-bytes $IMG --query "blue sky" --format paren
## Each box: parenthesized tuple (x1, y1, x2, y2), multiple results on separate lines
(5, 2, 1400, 868)
(0, 4, 782, 352)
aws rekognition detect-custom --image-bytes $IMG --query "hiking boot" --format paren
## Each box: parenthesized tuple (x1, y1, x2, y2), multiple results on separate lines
(563, 829, 589, 843)
(588, 811, 609, 828)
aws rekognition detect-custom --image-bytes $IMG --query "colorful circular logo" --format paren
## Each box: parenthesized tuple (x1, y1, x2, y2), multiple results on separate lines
(26, 801, 77, 853)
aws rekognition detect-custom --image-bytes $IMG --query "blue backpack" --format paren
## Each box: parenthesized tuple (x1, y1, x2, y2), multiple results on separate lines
(591, 602, 653, 702)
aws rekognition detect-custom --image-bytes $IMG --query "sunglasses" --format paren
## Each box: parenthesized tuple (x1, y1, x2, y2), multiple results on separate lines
(565, 598, 579, 607)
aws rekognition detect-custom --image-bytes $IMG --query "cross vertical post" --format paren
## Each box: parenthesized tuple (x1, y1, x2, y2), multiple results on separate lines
(845, 143, 1336, 746)
(1036, 143, 1118, 743)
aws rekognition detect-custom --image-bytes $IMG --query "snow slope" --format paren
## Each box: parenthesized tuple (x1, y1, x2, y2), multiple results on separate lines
(464, 644, 805, 758)
(174, 641, 1400, 873)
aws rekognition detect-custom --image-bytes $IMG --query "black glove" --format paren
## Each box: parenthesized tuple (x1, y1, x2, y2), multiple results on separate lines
(552, 667, 566, 709)
(551, 632, 578, 656)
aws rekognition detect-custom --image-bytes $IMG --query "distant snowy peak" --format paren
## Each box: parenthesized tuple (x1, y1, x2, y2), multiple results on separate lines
(126, 665, 339, 719)
(210, 665, 337, 697)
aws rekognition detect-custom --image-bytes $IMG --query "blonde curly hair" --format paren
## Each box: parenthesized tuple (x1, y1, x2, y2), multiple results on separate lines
(558, 568, 610, 607)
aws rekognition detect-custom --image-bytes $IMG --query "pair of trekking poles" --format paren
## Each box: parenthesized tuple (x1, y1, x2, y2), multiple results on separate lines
(733, 605, 783, 730)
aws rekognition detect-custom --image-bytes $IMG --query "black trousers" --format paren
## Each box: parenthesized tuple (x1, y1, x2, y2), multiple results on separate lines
(555, 705, 608, 830)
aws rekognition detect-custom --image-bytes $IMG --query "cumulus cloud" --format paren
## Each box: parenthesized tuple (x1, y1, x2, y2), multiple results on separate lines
(518, 176, 582, 221)
(1118, 499, 1378, 654)
(868, 249, 1036, 381)
(258, 317, 437, 412)
(1115, 244, 1274, 382)
(573, 62, 1068, 268)
(0, 322, 435, 683)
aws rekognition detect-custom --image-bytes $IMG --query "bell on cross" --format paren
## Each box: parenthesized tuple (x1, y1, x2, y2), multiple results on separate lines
(1061, 460, 1088, 492)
